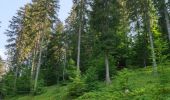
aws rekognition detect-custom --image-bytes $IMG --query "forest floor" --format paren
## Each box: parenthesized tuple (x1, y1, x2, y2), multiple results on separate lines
(6, 63, 170, 100)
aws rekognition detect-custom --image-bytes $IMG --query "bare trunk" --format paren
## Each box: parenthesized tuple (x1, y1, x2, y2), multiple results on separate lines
(31, 34, 41, 81)
(148, 15, 157, 71)
(33, 47, 42, 92)
(145, 0, 157, 74)
(31, 48, 36, 80)
(33, 34, 44, 92)
(164, 2, 170, 41)
(63, 50, 67, 81)
(149, 28, 157, 72)
(149, 31, 157, 67)
(145, 0, 157, 72)
(30, 51, 37, 92)
(105, 53, 111, 84)
(76, 0, 84, 73)
(14, 65, 19, 93)
(77, 21, 81, 73)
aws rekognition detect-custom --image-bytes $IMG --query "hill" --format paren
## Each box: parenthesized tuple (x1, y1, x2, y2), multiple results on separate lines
(6, 63, 170, 100)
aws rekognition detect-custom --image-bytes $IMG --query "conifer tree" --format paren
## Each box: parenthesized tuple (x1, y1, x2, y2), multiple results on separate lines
(90, 0, 121, 84)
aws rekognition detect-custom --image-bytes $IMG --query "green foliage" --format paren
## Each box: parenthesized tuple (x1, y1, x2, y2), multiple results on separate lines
(67, 74, 87, 99)
(129, 33, 150, 67)
(66, 59, 77, 81)
(2, 0, 170, 99)
(32, 78, 45, 95)
(1, 71, 15, 96)
(76, 91, 120, 100)
(116, 68, 131, 91)
(6, 64, 170, 100)
(16, 75, 30, 94)
(154, 38, 169, 64)
(0, 68, 29, 96)
(84, 66, 99, 91)
(84, 55, 116, 91)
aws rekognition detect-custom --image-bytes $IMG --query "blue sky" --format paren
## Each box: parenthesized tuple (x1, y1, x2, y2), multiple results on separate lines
(0, 0, 72, 60)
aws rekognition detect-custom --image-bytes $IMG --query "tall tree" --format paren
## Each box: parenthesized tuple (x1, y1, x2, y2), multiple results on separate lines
(126, 0, 158, 69)
(75, 0, 84, 73)
(144, 0, 157, 70)
(90, 0, 120, 84)
(30, 0, 59, 92)
(164, 0, 170, 41)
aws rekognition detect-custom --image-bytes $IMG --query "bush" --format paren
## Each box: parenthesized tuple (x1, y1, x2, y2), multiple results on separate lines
(116, 68, 131, 91)
(66, 59, 77, 81)
(16, 73, 31, 94)
(67, 74, 87, 99)
(32, 78, 45, 95)
(77, 91, 120, 100)
(84, 66, 99, 91)
(0, 71, 15, 96)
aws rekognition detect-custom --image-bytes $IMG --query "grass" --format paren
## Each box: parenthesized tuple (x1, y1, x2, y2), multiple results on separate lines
(6, 85, 68, 100)
(6, 63, 170, 100)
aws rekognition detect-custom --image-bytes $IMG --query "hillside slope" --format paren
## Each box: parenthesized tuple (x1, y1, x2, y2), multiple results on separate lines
(6, 64, 170, 100)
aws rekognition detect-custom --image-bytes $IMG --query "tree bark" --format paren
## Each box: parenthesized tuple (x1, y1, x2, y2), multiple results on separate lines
(76, 0, 84, 73)
(33, 32, 44, 92)
(30, 47, 37, 92)
(63, 49, 67, 81)
(145, 0, 157, 72)
(149, 30, 157, 68)
(164, 1, 170, 41)
(77, 19, 81, 73)
(31, 47, 37, 80)
(105, 53, 111, 84)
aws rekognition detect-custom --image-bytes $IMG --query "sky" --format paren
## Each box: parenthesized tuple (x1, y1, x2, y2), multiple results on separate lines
(0, 0, 72, 60)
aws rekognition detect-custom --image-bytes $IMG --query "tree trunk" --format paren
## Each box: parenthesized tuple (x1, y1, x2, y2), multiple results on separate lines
(30, 48, 37, 92)
(76, 0, 84, 73)
(63, 49, 67, 81)
(33, 35, 44, 92)
(164, 1, 170, 41)
(14, 64, 19, 93)
(31, 48, 36, 80)
(105, 53, 111, 84)
(148, 16, 157, 71)
(145, 0, 157, 72)
(77, 21, 81, 73)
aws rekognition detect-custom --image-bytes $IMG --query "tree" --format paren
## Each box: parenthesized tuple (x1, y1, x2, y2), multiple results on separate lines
(30, 0, 59, 92)
(90, 0, 121, 84)
(144, 0, 157, 71)
(41, 21, 65, 85)
(75, 0, 85, 73)
(126, 0, 158, 70)
(5, 0, 59, 93)
(164, 0, 170, 41)
(5, 6, 28, 93)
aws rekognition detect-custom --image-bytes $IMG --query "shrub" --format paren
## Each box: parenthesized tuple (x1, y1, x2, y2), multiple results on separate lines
(116, 68, 131, 91)
(67, 74, 87, 99)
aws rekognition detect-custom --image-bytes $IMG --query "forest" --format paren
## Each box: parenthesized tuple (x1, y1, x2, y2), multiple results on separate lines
(0, 0, 170, 99)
